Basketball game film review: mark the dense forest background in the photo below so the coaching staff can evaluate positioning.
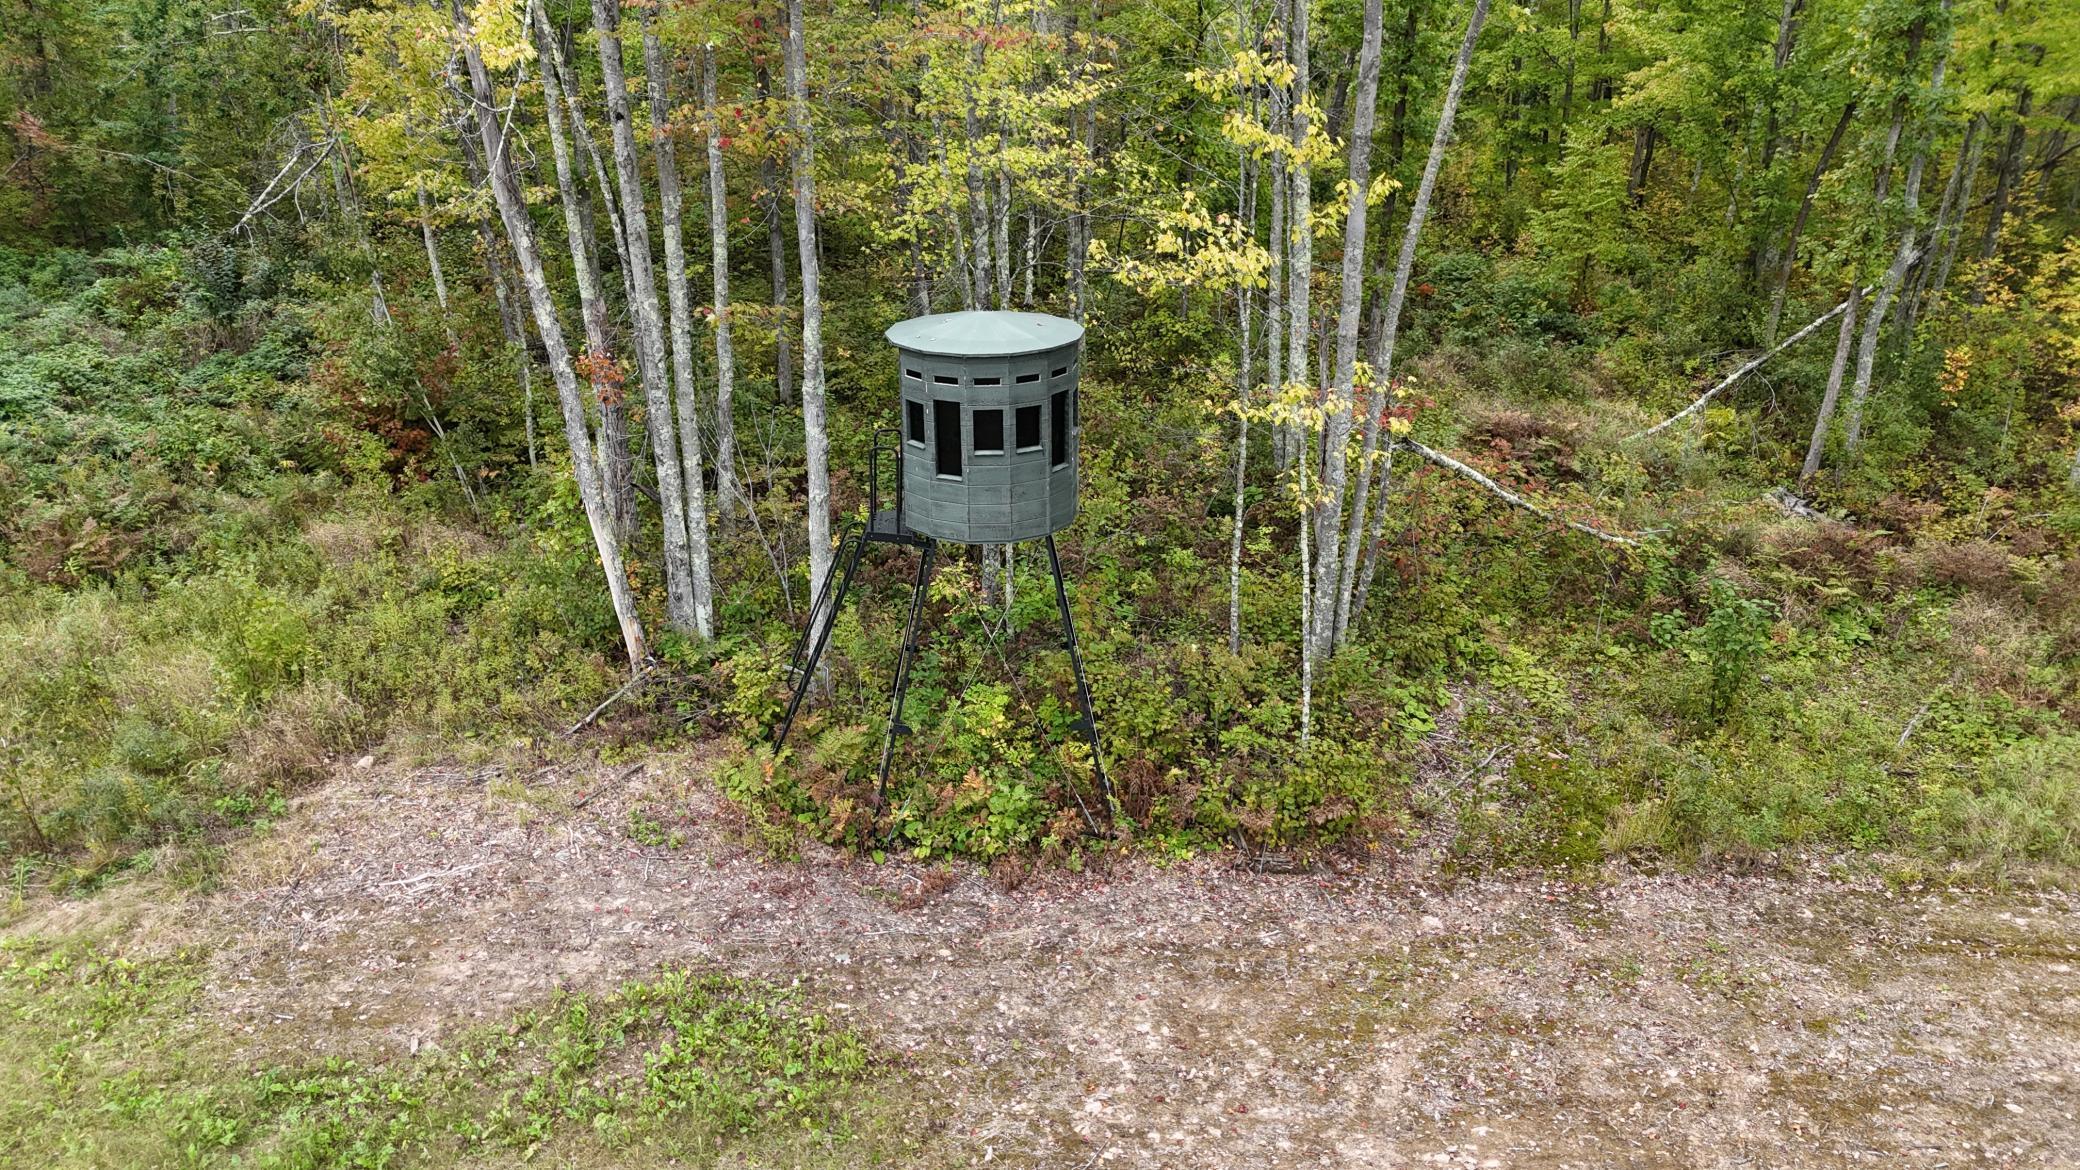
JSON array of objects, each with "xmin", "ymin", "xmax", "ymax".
[{"xmin": 3, "ymin": 0, "xmax": 2078, "ymax": 888}]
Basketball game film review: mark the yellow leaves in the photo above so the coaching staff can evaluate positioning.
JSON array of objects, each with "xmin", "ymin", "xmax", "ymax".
[
  {"xmin": 1940, "ymin": 346, "xmax": 1973, "ymax": 402},
  {"xmin": 468, "ymin": 0, "xmax": 536, "ymax": 71},
  {"xmin": 1096, "ymin": 187, "xmax": 1272, "ymax": 297},
  {"xmin": 1366, "ymin": 173, "xmax": 1403, "ymax": 207},
  {"xmin": 1386, "ymin": 415, "xmax": 1414, "ymax": 437}
]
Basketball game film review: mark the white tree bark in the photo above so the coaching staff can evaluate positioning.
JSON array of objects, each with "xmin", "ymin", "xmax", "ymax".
[
  {"xmin": 643, "ymin": 15, "xmax": 717, "ymax": 638},
  {"xmin": 536, "ymin": 4, "xmax": 639, "ymax": 540},
  {"xmin": 1338, "ymin": 0, "xmax": 1491, "ymax": 646},
  {"xmin": 1800, "ymin": 277, "xmax": 1861, "ymax": 486},
  {"xmin": 452, "ymin": 0, "xmax": 646, "ymax": 667},
  {"xmin": 592, "ymin": 0, "xmax": 701, "ymax": 633},
  {"xmin": 1843, "ymin": 26, "xmax": 1947, "ymax": 458},
  {"xmin": 415, "ymin": 182, "xmax": 452, "ymax": 326},
  {"xmin": 786, "ymin": 0, "xmax": 835, "ymax": 660},
  {"xmin": 1285, "ymin": 0, "xmax": 1316, "ymax": 743},
  {"xmin": 1312, "ymin": 0, "xmax": 1384, "ymax": 658},
  {"xmin": 701, "ymin": 44, "xmax": 744, "ymax": 520}
]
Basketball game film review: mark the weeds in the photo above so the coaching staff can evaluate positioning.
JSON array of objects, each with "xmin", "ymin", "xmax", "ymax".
[{"xmin": 0, "ymin": 936, "xmax": 905, "ymax": 1168}]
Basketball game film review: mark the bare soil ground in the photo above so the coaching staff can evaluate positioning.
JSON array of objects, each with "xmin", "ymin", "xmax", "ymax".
[{"xmin": 15, "ymin": 748, "xmax": 2080, "ymax": 1169}]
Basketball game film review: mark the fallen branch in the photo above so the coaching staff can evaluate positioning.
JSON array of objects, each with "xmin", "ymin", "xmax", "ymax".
[
  {"xmin": 230, "ymin": 138, "xmax": 336, "ymax": 236},
  {"xmin": 1624, "ymin": 286, "xmax": 1870, "ymax": 443},
  {"xmin": 1401, "ymin": 440, "xmax": 1649, "ymax": 548},
  {"xmin": 565, "ymin": 667, "xmax": 652, "ymax": 736}
]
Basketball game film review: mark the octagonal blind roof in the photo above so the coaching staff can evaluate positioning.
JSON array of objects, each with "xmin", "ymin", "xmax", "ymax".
[{"xmin": 883, "ymin": 310, "xmax": 1084, "ymax": 358}]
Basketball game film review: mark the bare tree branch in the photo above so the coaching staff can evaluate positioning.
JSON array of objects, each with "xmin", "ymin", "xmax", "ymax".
[
  {"xmin": 1401, "ymin": 440, "xmax": 1649, "ymax": 548},
  {"xmin": 1621, "ymin": 266, "xmax": 1910, "ymax": 444}
]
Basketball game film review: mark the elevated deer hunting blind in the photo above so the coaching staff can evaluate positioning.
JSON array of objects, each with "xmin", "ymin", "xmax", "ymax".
[{"xmin": 775, "ymin": 310, "xmax": 1110, "ymax": 832}]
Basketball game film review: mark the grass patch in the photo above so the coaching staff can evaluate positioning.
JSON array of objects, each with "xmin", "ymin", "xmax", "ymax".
[{"xmin": 0, "ymin": 936, "xmax": 933, "ymax": 1168}]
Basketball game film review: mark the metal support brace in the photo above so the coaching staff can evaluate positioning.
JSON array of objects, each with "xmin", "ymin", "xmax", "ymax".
[
  {"xmin": 1046, "ymin": 535, "xmax": 1113, "ymax": 827},
  {"xmin": 776, "ymin": 531, "xmax": 868, "ymax": 751},
  {"xmin": 875, "ymin": 539, "xmax": 937, "ymax": 814}
]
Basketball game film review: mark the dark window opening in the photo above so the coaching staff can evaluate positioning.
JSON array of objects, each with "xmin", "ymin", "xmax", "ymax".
[
  {"xmin": 1050, "ymin": 390, "xmax": 1068, "ymax": 468},
  {"xmin": 1015, "ymin": 372, "xmax": 1040, "ymax": 384},
  {"xmin": 934, "ymin": 399, "xmax": 962, "ymax": 478},
  {"xmin": 1051, "ymin": 365, "xmax": 1069, "ymax": 378},
  {"xmin": 973, "ymin": 376, "xmax": 1001, "ymax": 386},
  {"xmin": 906, "ymin": 399, "xmax": 925, "ymax": 445},
  {"xmin": 974, "ymin": 409, "xmax": 1004, "ymax": 453},
  {"xmin": 1015, "ymin": 405, "xmax": 1041, "ymax": 450},
  {"xmin": 933, "ymin": 373, "xmax": 959, "ymax": 385},
  {"xmin": 1070, "ymin": 386, "xmax": 1078, "ymax": 427},
  {"xmin": 904, "ymin": 368, "xmax": 922, "ymax": 380}
]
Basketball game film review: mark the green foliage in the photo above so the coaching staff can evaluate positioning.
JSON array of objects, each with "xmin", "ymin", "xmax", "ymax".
[
  {"xmin": 1698, "ymin": 580, "xmax": 1776, "ymax": 724},
  {"xmin": 0, "ymin": 937, "xmax": 899, "ymax": 1168}
]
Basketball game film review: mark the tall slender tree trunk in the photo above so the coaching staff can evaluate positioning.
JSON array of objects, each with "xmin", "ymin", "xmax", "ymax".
[
  {"xmin": 1972, "ymin": 86, "xmax": 2032, "ymax": 296},
  {"xmin": 415, "ymin": 183, "xmax": 452, "ymax": 327},
  {"xmin": 1765, "ymin": 100, "xmax": 1855, "ymax": 344},
  {"xmin": 643, "ymin": 17, "xmax": 717, "ymax": 638},
  {"xmin": 1929, "ymin": 116, "xmax": 1984, "ymax": 306},
  {"xmin": 1285, "ymin": 0, "xmax": 1316, "ymax": 741},
  {"xmin": 1902, "ymin": 116, "xmax": 1977, "ymax": 338},
  {"xmin": 1313, "ymin": 0, "xmax": 1384, "ymax": 659},
  {"xmin": 1843, "ymin": 24, "xmax": 1947, "ymax": 458},
  {"xmin": 453, "ymin": 0, "xmax": 646, "ymax": 667},
  {"xmin": 536, "ymin": 6, "xmax": 638, "ymax": 539},
  {"xmin": 755, "ymin": 52, "xmax": 795, "ymax": 405},
  {"xmin": 785, "ymin": 0, "xmax": 834, "ymax": 658},
  {"xmin": 459, "ymin": 126, "xmax": 535, "ymax": 468},
  {"xmin": 1070, "ymin": 96, "xmax": 1095, "ymax": 322},
  {"xmin": 1345, "ymin": 0, "xmax": 1492, "ymax": 638},
  {"xmin": 701, "ymin": 44, "xmax": 744, "ymax": 519},
  {"xmin": 995, "ymin": 168, "xmax": 1013, "ymax": 312},
  {"xmin": 593, "ymin": 0, "xmax": 702, "ymax": 634},
  {"xmin": 1800, "ymin": 278, "xmax": 1861, "ymax": 487}
]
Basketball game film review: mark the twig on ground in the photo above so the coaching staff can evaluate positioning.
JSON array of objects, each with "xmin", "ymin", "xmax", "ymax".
[
  {"xmin": 369, "ymin": 859, "xmax": 502, "ymax": 891},
  {"xmin": 566, "ymin": 668, "xmax": 652, "ymax": 736},
  {"xmin": 1400, "ymin": 441, "xmax": 1650, "ymax": 548}
]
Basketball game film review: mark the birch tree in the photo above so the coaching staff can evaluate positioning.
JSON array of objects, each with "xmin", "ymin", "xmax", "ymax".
[
  {"xmin": 449, "ymin": 0, "xmax": 646, "ymax": 667},
  {"xmin": 1310, "ymin": 0, "xmax": 1384, "ymax": 659},
  {"xmin": 591, "ymin": 0, "xmax": 707, "ymax": 635},
  {"xmin": 701, "ymin": 43, "xmax": 744, "ymax": 519},
  {"xmin": 785, "ymin": 0, "xmax": 835, "ymax": 654},
  {"xmin": 1340, "ymin": 0, "xmax": 1492, "ymax": 644}
]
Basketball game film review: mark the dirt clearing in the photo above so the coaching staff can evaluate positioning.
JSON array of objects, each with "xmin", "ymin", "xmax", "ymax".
[{"xmin": 12, "ymin": 749, "xmax": 2078, "ymax": 1169}]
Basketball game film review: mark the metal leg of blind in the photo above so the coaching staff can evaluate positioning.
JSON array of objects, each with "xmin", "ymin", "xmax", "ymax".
[
  {"xmin": 1045, "ymin": 534, "xmax": 1113, "ymax": 833},
  {"xmin": 875, "ymin": 539, "xmax": 937, "ymax": 824},
  {"xmin": 776, "ymin": 530, "xmax": 867, "ymax": 752}
]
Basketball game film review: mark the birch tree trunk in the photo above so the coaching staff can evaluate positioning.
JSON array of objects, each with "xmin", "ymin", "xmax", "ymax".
[
  {"xmin": 415, "ymin": 183, "xmax": 451, "ymax": 327},
  {"xmin": 1285, "ymin": 0, "xmax": 1316, "ymax": 742},
  {"xmin": 995, "ymin": 169, "xmax": 1013, "ymax": 312},
  {"xmin": 701, "ymin": 44, "xmax": 744, "ymax": 519},
  {"xmin": 535, "ymin": 6, "xmax": 638, "ymax": 540},
  {"xmin": 1765, "ymin": 100, "xmax": 1855, "ymax": 345},
  {"xmin": 457, "ymin": 127, "xmax": 535, "ymax": 468},
  {"xmin": 1799, "ymin": 277, "xmax": 1861, "ymax": 486},
  {"xmin": 785, "ymin": 0, "xmax": 835, "ymax": 656},
  {"xmin": 756, "ymin": 52, "xmax": 795, "ymax": 405},
  {"xmin": 1312, "ymin": 0, "xmax": 1383, "ymax": 658},
  {"xmin": 1902, "ymin": 116, "xmax": 1977, "ymax": 338},
  {"xmin": 1843, "ymin": 28, "xmax": 1947, "ymax": 459},
  {"xmin": 1928, "ymin": 117, "xmax": 1984, "ymax": 305},
  {"xmin": 593, "ymin": 0, "xmax": 701, "ymax": 634},
  {"xmin": 1070, "ymin": 100, "xmax": 1094, "ymax": 322},
  {"xmin": 642, "ymin": 16, "xmax": 717, "ymax": 638},
  {"xmin": 1973, "ymin": 86, "xmax": 2032, "ymax": 288},
  {"xmin": 1343, "ymin": 0, "xmax": 1492, "ymax": 642},
  {"xmin": 452, "ymin": 0, "xmax": 646, "ymax": 667}
]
